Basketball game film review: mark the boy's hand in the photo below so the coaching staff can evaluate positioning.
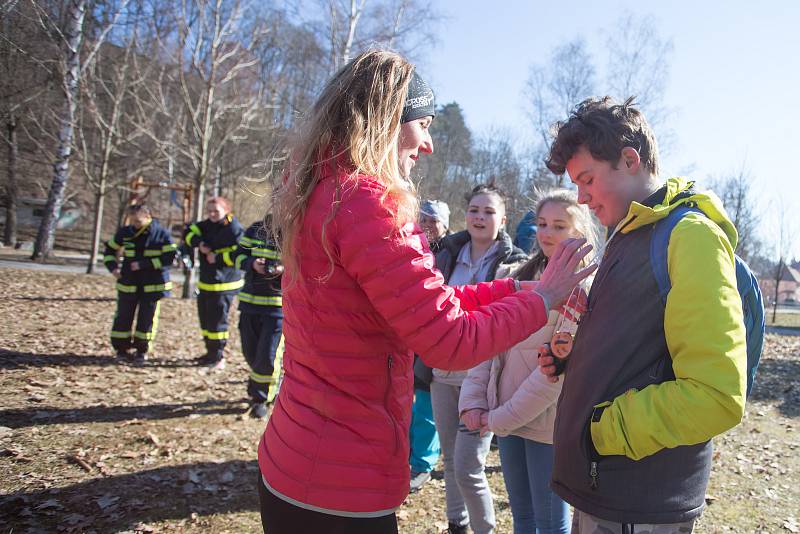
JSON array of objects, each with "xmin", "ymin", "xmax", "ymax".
[
  {"xmin": 112, "ymin": 269, "xmax": 122, "ymax": 280},
  {"xmin": 538, "ymin": 343, "xmax": 567, "ymax": 383},
  {"xmin": 130, "ymin": 261, "xmax": 141, "ymax": 271}
]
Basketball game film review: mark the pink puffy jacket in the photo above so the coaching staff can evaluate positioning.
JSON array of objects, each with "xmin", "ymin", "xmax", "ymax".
[{"xmin": 258, "ymin": 167, "xmax": 550, "ymax": 513}]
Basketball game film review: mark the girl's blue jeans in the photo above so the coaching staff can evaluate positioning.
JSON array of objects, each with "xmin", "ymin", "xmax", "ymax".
[{"xmin": 497, "ymin": 435, "xmax": 570, "ymax": 534}]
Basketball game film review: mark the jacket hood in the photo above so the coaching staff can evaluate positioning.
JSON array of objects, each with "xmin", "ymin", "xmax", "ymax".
[{"xmin": 620, "ymin": 176, "xmax": 738, "ymax": 250}]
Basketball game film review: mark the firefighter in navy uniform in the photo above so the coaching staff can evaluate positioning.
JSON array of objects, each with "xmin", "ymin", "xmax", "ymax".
[
  {"xmin": 183, "ymin": 196, "xmax": 244, "ymax": 368},
  {"xmin": 234, "ymin": 216, "xmax": 284, "ymax": 418},
  {"xmin": 104, "ymin": 204, "xmax": 177, "ymax": 364}
]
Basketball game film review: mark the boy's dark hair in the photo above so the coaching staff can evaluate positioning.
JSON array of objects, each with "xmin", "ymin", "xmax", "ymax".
[
  {"xmin": 545, "ymin": 96, "xmax": 659, "ymax": 177},
  {"xmin": 127, "ymin": 203, "xmax": 151, "ymax": 216}
]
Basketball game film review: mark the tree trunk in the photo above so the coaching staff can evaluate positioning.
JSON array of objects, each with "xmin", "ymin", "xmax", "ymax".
[
  {"xmin": 182, "ymin": 170, "xmax": 206, "ymax": 299},
  {"xmin": 32, "ymin": 0, "xmax": 86, "ymax": 261},
  {"xmin": 86, "ymin": 179, "xmax": 105, "ymax": 274},
  {"xmin": 4, "ymin": 112, "xmax": 18, "ymax": 247},
  {"xmin": 772, "ymin": 259, "xmax": 783, "ymax": 323}
]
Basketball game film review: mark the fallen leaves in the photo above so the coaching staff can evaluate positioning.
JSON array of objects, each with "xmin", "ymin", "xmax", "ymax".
[
  {"xmin": 2, "ymin": 268, "xmax": 799, "ymax": 533},
  {"xmin": 66, "ymin": 454, "xmax": 93, "ymax": 472}
]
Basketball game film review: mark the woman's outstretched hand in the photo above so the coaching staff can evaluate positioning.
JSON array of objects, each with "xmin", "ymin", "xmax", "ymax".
[{"xmin": 534, "ymin": 238, "xmax": 596, "ymax": 311}]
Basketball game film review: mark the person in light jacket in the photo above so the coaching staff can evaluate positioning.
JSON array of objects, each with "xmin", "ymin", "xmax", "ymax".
[{"xmin": 459, "ymin": 189, "xmax": 602, "ymax": 534}]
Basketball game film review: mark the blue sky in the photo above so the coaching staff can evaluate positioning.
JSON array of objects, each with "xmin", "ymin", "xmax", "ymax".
[{"xmin": 422, "ymin": 1, "xmax": 800, "ymax": 258}]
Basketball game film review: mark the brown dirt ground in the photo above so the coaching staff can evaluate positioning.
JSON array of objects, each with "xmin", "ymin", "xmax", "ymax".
[{"xmin": 1, "ymin": 267, "xmax": 798, "ymax": 534}]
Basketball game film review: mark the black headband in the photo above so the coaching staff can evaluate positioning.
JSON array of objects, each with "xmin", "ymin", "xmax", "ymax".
[{"xmin": 401, "ymin": 71, "xmax": 435, "ymax": 123}]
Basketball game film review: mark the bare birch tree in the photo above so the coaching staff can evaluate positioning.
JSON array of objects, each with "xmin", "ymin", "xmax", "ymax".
[
  {"xmin": 31, "ymin": 0, "xmax": 87, "ymax": 260},
  {"xmin": 30, "ymin": 0, "xmax": 131, "ymax": 260}
]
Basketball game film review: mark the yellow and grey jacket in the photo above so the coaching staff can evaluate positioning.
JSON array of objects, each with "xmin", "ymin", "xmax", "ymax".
[
  {"xmin": 234, "ymin": 221, "xmax": 282, "ymax": 313},
  {"xmin": 551, "ymin": 177, "xmax": 746, "ymax": 524},
  {"xmin": 104, "ymin": 219, "xmax": 177, "ymax": 297}
]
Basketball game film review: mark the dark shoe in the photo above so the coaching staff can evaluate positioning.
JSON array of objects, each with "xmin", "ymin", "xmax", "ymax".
[
  {"xmin": 409, "ymin": 470, "xmax": 431, "ymax": 493},
  {"xmin": 195, "ymin": 354, "xmax": 224, "ymax": 369},
  {"xmin": 132, "ymin": 352, "xmax": 147, "ymax": 365},
  {"xmin": 248, "ymin": 402, "xmax": 268, "ymax": 419},
  {"xmin": 116, "ymin": 350, "xmax": 132, "ymax": 362},
  {"xmin": 447, "ymin": 522, "xmax": 469, "ymax": 534}
]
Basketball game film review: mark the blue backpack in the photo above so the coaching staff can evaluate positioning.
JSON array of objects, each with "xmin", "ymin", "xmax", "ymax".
[{"xmin": 650, "ymin": 202, "xmax": 766, "ymax": 398}]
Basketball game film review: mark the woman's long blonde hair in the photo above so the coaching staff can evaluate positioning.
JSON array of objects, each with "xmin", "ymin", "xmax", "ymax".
[{"xmin": 272, "ymin": 50, "xmax": 419, "ymax": 278}]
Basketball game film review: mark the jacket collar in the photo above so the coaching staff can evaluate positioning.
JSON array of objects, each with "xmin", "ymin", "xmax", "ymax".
[{"xmin": 615, "ymin": 176, "xmax": 738, "ymax": 249}]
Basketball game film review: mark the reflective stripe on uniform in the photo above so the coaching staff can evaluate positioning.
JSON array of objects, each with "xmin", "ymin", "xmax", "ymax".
[
  {"xmin": 222, "ymin": 251, "xmax": 234, "ymax": 266},
  {"xmin": 214, "ymin": 244, "xmax": 239, "ymax": 254},
  {"xmin": 235, "ymin": 252, "xmax": 246, "ymax": 270},
  {"xmin": 238, "ymin": 292, "xmax": 282, "ymax": 306},
  {"xmin": 143, "ymin": 282, "xmax": 172, "ymax": 293},
  {"xmin": 202, "ymin": 329, "xmax": 229, "ymax": 340},
  {"xmin": 240, "ymin": 236, "xmax": 265, "ymax": 247},
  {"xmin": 116, "ymin": 283, "xmax": 137, "ymax": 293},
  {"xmin": 252, "ymin": 248, "xmax": 280, "ymax": 260},
  {"xmin": 134, "ymin": 300, "xmax": 161, "ymax": 348},
  {"xmin": 249, "ymin": 370, "xmax": 275, "ymax": 384},
  {"xmin": 143, "ymin": 249, "xmax": 162, "ymax": 257},
  {"xmin": 162, "ymin": 243, "xmax": 177, "ymax": 252},
  {"xmin": 124, "ymin": 250, "xmax": 136, "ymax": 257},
  {"xmin": 185, "ymin": 224, "xmax": 202, "ymax": 246},
  {"xmin": 151, "ymin": 258, "xmax": 162, "ymax": 269},
  {"xmin": 197, "ymin": 279, "xmax": 243, "ymax": 292},
  {"xmin": 107, "ymin": 237, "xmax": 121, "ymax": 250},
  {"xmin": 103, "ymin": 255, "xmax": 116, "ymax": 263},
  {"xmin": 110, "ymin": 330, "xmax": 132, "ymax": 339}
]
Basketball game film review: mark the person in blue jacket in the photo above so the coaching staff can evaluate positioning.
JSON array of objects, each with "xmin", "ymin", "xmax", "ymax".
[
  {"xmin": 103, "ymin": 203, "xmax": 177, "ymax": 364},
  {"xmin": 513, "ymin": 210, "xmax": 538, "ymax": 254},
  {"xmin": 183, "ymin": 196, "xmax": 245, "ymax": 368},
  {"xmin": 234, "ymin": 215, "xmax": 284, "ymax": 418}
]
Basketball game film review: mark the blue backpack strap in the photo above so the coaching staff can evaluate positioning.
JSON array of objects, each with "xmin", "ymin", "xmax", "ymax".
[
  {"xmin": 650, "ymin": 203, "xmax": 704, "ymax": 303},
  {"xmin": 735, "ymin": 257, "xmax": 766, "ymax": 396}
]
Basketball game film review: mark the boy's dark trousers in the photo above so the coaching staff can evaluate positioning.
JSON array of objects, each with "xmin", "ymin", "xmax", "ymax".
[
  {"xmin": 239, "ymin": 310, "xmax": 283, "ymax": 403},
  {"xmin": 197, "ymin": 291, "xmax": 235, "ymax": 360},
  {"xmin": 110, "ymin": 294, "xmax": 161, "ymax": 353}
]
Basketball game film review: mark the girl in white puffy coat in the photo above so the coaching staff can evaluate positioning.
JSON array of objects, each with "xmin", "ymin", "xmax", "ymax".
[{"xmin": 459, "ymin": 189, "xmax": 602, "ymax": 534}]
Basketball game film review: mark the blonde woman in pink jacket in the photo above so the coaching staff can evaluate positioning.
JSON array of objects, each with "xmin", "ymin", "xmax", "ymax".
[{"xmin": 459, "ymin": 190, "xmax": 602, "ymax": 534}]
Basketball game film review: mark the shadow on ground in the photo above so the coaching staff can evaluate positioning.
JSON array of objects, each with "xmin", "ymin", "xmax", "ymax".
[
  {"xmin": 0, "ymin": 399, "xmax": 245, "ymax": 429},
  {"xmin": 0, "ymin": 350, "xmax": 199, "ymax": 370},
  {"xmin": 749, "ymin": 357, "xmax": 800, "ymax": 418},
  {"xmin": 0, "ymin": 459, "xmax": 260, "ymax": 532},
  {"xmin": 13, "ymin": 296, "xmax": 115, "ymax": 302}
]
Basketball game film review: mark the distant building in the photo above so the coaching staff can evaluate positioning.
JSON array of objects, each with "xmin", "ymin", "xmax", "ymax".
[
  {"xmin": 760, "ymin": 264, "xmax": 800, "ymax": 305},
  {"xmin": 0, "ymin": 197, "xmax": 82, "ymax": 230}
]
